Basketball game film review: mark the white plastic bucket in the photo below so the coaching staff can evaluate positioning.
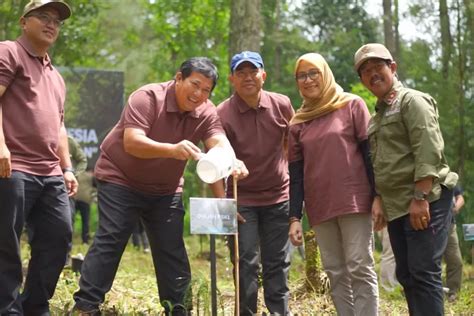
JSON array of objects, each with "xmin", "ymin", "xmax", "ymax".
[{"xmin": 196, "ymin": 147, "xmax": 235, "ymax": 184}]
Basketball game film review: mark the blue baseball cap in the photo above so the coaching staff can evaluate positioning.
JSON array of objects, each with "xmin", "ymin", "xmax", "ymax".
[{"xmin": 230, "ymin": 51, "xmax": 264, "ymax": 72}]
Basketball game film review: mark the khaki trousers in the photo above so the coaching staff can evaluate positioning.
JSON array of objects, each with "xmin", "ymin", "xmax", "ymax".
[{"xmin": 314, "ymin": 213, "xmax": 379, "ymax": 316}]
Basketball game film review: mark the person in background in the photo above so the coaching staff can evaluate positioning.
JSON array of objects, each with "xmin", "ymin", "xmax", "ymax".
[
  {"xmin": 378, "ymin": 227, "xmax": 399, "ymax": 292},
  {"xmin": 74, "ymin": 169, "xmax": 97, "ymax": 244},
  {"xmin": 68, "ymin": 135, "xmax": 87, "ymax": 233},
  {"xmin": 211, "ymin": 51, "xmax": 294, "ymax": 315},
  {"xmin": 0, "ymin": 1, "xmax": 76, "ymax": 314},
  {"xmin": 443, "ymin": 185, "xmax": 464, "ymax": 302},
  {"xmin": 131, "ymin": 219, "xmax": 150, "ymax": 253},
  {"xmin": 354, "ymin": 43, "xmax": 458, "ymax": 316},
  {"xmin": 73, "ymin": 57, "xmax": 248, "ymax": 316},
  {"xmin": 288, "ymin": 53, "xmax": 379, "ymax": 315}
]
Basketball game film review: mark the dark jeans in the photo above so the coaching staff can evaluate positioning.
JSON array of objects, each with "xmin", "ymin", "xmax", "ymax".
[
  {"xmin": 0, "ymin": 171, "xmax": 71, "ymax": 315},
  {"xmin": 228, "ymin": 201, "xmax": 291, "ymax": 315},
  {"xmin": 388, "ymin": 186, "xmax": 453, "ymax": 316},
  {"xmin": 75, "ymin": 200, "xmax": 91, "ymax": 244},
  {"xmin": 73, "ymin": 181, "xmax": 191, "ymax": 315}
]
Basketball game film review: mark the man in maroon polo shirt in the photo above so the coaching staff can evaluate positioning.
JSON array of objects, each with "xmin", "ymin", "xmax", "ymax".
[
  {"xmin": 73, "ymin": 57, "xmax": 248, "ymax": 316},
  {"xmin": 211, "ymin": 51, "xmax": 294, "ymax": 315},
  {"xmin": 0, "ymin": 1, "xmax": 76, "ymax": 315}
]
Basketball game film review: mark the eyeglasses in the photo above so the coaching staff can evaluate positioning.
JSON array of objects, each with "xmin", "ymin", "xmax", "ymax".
[
  {"xmin": 26, "ymin": 12, "xmax": 64, "ymax": 28},
  {"xmin": 295, "ymin": 70, "xmax": 321, "ymax": 82}
]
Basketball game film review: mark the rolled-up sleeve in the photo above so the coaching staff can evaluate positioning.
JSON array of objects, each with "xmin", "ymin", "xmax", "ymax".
[{"xmin": 402, "ymin": 94, "xmax": 445, "ymax": 181}]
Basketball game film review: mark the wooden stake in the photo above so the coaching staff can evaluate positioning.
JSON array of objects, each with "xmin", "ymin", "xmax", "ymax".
[{"xmin": 233, "ymin": 176, "xmax": 239, "ymax": 316}]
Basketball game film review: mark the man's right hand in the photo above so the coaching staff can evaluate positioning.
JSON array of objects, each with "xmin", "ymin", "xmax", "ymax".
[
  {"xmin": 0, "ymin": 143, "xmax": 11, "ymax": 178},
  {"xmin": 372, "ymin": 195, "xmax": 386, "ymax": 231},
  {"xmin": 289, "ymin": 220, "xmax": 303, "ymax": 246},
  {"xmin": 173, "ymin": 140, "xmax": 202, "ymax": 160}
]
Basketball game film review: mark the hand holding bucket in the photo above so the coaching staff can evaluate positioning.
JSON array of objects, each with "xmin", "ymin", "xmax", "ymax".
[{"xmin": 196, "ymin": 147, "xmax": 236, "ymax": 184}]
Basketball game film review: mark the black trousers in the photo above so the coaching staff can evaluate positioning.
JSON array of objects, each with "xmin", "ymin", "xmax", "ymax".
[
  {"xmin": 73, "ymin": 181, "xmax": 191, "ymax": 315},
  {"xmin": 0, "ymin": 171, "xmax": 71, "ymax": 315},
  {"xmin": 388, "ymin": 186, "xmax": 453, "ymax": 316},
  {"xmin": 74, "ymin": 200, "xmax": 91, "ymax": 244},
  {"xmin": 228, "ymin": 201, "xmax": 291, "ymax": 315}
]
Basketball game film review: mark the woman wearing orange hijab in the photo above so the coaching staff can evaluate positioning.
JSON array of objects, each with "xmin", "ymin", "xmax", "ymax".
[{"xmin": 288, "ymin": 53, "xmax": 379, "ymax": 315}]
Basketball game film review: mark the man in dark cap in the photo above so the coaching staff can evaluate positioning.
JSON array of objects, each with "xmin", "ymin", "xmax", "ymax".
[
  {"xmin": 0, "ymin": 1, "xmax": 76, "ymax": 314},
  {"xmin": 354, "ymin": 43, "xmax": 458, "ymax": 316}
]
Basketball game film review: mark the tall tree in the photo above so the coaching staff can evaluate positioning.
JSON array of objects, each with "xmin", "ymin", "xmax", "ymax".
[
  {"xmin": 453, "ymin": 0, "xmax": 468, "ymax": 182},
  {"xmin": 383, "ymin": 0, "xmax": 402, "ymax": 77},
  {"xmin": 394, "ymin": 0, "xmax": 401, "ymax": 72},
  {"xmin": 440, "ymin": 0, "xmax": 453, "ymax": 78},
  {"xmin": 383, "ymin": 0, "xmax": 396, "ymax": 54},
  {"xmin": 229, "ymin": 0, "xmax": 262, "ymax": 56}
]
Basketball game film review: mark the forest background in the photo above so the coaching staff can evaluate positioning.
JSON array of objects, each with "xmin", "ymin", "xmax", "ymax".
[
  {"xmin": 1, "ymin": 0, "xmax": 473, "ymax": 260},
  {"xmin": 0, "ymin": 0, "xmax": 474, "ymax": 312},
  {"xmin": 1, "ymin": 0, "xmax": 474, "ymax": 310},
  {"xmin": 1, "ymin": 0, "xmax": 474, "ymax": 314},
  {"xmin": 3, "ymin": 0, "xmax": 471, "ymax": 258}
]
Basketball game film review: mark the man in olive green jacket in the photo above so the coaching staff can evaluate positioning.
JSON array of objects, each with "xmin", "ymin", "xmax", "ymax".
[{"xmin": 354, "ymin": 43, "xmax": 457, "ymax": 316}]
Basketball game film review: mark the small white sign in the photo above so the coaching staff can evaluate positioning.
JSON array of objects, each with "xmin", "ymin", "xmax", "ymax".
[
  {"xmin": 190, "ymin": 198, "xmax": 237, "ymax": 235},
  {"xmin": 462, "ymin": 224, "xmax": 474, "ymax": 241}
]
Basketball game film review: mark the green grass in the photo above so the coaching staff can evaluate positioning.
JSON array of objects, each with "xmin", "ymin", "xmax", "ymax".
[{"xmin": 20, "ymin": 233, "xmax": 474, "ymax": 315}]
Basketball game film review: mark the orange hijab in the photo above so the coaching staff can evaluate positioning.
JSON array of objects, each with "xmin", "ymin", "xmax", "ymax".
[{"xmin": 290, "ymin": 53, "xmax": 358, "ymax": 125}]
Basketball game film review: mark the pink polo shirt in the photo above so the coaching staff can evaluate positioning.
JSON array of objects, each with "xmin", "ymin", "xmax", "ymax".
[
  {"xmin": 0, "ymin": 36, "xmax": 66, "ymax": 176},
  {"xmin": 288, "ymin": 98, "xmax": 371, "ymax": 226},
  {"xmin": 217, "ymin": 91, "xmax": 294, "ymax": 206},
  {"xmin": 95, "ymin": 81, "xmax": 224, "ymax": 195}
]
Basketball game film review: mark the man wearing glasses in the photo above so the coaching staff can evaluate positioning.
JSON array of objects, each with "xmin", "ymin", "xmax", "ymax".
[
  {"xmin": 211, "ymin": 51, "xmax": 294, "ymax": 315},
  {"xmin": 0, "ymin": 1, "xmax": 75, "ymax": 315}
]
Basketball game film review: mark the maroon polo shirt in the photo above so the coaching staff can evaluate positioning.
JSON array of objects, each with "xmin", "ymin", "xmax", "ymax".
[
  {"xmin": 217, "ymin": 90, "xmax": 294, "ymax": 206},
  {"xmin": 288, "ymin": 98, "xmax": 372, "ymax": 226},
  {"xmin": 95, "ymin": 81, "xmax": 224, "ymax": 195},
  {"xmin": 0, "ymin": 36, "xmax": 66, "ymax": 176}
]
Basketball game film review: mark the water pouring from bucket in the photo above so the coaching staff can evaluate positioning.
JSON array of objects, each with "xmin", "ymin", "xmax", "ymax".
[{"xmin": 196, "ymin": 146, "xmax": 236, "ymax": 184}]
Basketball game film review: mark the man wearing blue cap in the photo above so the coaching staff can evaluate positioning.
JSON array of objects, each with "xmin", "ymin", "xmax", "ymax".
[{"xmin": 211, "ymin": 51, "xmax": 294, "ymax": 315}]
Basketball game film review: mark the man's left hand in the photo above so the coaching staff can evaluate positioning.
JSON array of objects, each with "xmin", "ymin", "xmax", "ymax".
[
  {"xmin": 64, "ymin": 171, "xmax": 78, "ymax": 197},
  {"xmin": 409, "ymin": 199, "xmax": 430, "ymax": 230},
  {"xmin": 232, "ymin": 159, "xmax": 249, "ymax": 180}
]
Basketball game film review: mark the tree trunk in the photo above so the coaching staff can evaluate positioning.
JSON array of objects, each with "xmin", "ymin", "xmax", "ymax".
[
  {"xmin": 394, "ymin": 0, "xmax": 401, "ymax": 69},
  {"xmin": 383, "ymin": 0, "xmax": 396, "ymax": 55},
  {"xmin": 464, "ymin": 0, "xmax": 474, "ymax": 65},
  {"xmin": 455, "ymin": 0, "xmax": 466, "ymax": 182},
  {"xmin": 273, "ymin": 0, "xmax": 282, "ymax": 82},
  {"xmin": 229, "ymin": 0, "xmax": 262, "ymax": 57},
  {"xmin": 383, "ymin": 0, "xmax": 402, "ymax": 78},
  {"xmin": 440, "ymin": 0, "xmax": 452, "ymax": 79},
  {"xmin": 303, "ymin": 230, "xmax": 329, "ymax": 293}
]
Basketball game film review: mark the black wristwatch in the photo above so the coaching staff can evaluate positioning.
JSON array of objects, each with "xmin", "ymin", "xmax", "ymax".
[
  {"xmin": 413, "ymin": 190, "xmax": 428, "ymax": 201},
  {"xmin": 62, "ymin": 167, "xmax": 76, "ymax": 175}
]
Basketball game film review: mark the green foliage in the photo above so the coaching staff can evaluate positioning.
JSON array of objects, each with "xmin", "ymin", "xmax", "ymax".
[
  {"xmin": 0, "ymin": 0, "xmax": 28, "ymax": 39},
  {"xmin": 299, "ymin": 0, "xmax": 381, "ymax": 90},
  {"xmin": 350, "ymin": 82, "xmax": 378, "ymax": 114},
  {"xmin": 51, "ymin": 1, "xmax": 111, "ymax": 67},
  {"xmin": 2, "ymin": 0, "xmax": 472, "ymax": 268},
  {"xmin": 140, "ymin": 0, "xmax": 231, "ymax": 103}
]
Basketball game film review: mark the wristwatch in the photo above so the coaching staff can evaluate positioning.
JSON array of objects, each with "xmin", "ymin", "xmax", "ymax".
[
  {"xmin": 62, "ymin": 167, "xmax": 76, "ymax": 175},
  {"xmin": 413, "ymin": 190, "xmax": 428, "ymax": 201}
]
